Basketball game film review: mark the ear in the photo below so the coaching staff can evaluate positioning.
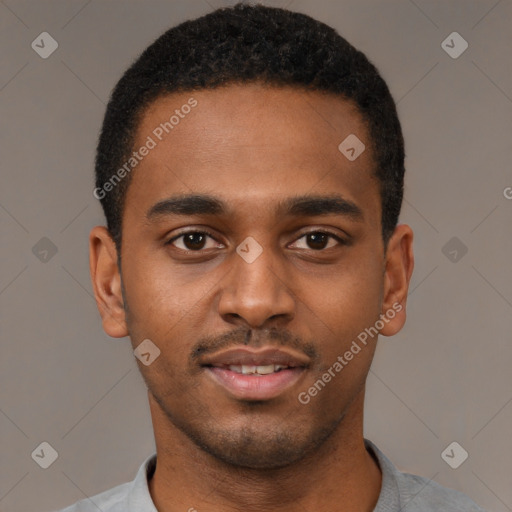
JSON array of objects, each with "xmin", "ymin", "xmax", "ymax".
[
  {"xmin": 89, "ymin": 226, "xmax": 129, "ymax": 338},
  {"xmin": 379, "ymin": 224, "xmax": 414, "ymax": 337}
]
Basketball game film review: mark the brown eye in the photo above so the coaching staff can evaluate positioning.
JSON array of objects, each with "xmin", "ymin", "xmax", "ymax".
[
  {"xmin": 167, "ymin": 231, "xmax": 221, "ymax": 252},
  {"xmin": 182, "ymin": 232, "xmax": 207, "ymax": 250},
  {"xmin": 306, "ymin": 232, "xmax": 329, "ymax": 250},
  {"xmin": 291, "ymin": 231, "xmax": 345, "ymax": 251}
]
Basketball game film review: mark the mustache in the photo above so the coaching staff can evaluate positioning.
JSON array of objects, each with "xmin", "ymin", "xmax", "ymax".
[{"xmin": 190, "ymin": 326, "xmax": 319, "ymax": 364}]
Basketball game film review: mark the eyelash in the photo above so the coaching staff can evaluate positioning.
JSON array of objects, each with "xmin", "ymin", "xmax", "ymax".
[
  {"xmin": 166, "ymin": 229, "xmax": 217, "ymax": 248},
  {"xmin": 165, "ymin": 229, "xmax": 347, "ymax": 252}
]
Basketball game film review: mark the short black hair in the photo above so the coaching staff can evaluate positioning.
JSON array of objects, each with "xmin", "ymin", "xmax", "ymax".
[{"xmin": 94, "ymin": 2, "xmax": 405, "ymax": 251}]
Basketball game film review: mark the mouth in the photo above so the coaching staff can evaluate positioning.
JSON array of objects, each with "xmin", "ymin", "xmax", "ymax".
[
  {"xmin": 200, "ymin": 347, "xmax": 309, "ymax": 401},
  {"xmin": 215, "ymin": 363, "xmax": 294, "ymax": 375}
]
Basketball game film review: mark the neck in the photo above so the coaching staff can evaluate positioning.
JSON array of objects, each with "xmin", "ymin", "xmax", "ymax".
[{"xmin": 147, "ymin": 390, "xmax": 381, "ymax": 512}]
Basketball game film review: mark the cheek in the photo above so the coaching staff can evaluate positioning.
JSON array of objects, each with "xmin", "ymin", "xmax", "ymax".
[
  {"xmin": 305, "ymin": 258, "xmax": 384, "ymax": 384},
  {"xmin": 314, "ymin": 254, "xmax": 383, "ymax": 330},
  {"xmin": 122, "ymin": 231, "xmax": 385, "ymax": 342},
  {"xmin": 120, "ymin": 250, "xmax": 202, "ymax": 338}
]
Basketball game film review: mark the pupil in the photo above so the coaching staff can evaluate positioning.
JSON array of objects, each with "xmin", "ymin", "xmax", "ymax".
[
  {"xmin": 185, "ymin": 233, "xmax": 205, "ymax": 250},
  {"xmin": 308, "ymin": 233, "xmax": 327, "ymax": 250}
]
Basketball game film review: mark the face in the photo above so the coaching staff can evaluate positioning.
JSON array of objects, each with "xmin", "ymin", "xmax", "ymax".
[{"xmin": 90, "ymin": 83, "xmax": 413, "ymax": 469}]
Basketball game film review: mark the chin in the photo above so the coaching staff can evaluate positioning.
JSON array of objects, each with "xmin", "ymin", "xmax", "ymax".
[{"xmin": 180, "ymin": 417, "xmax": 338, "ymax": 470}]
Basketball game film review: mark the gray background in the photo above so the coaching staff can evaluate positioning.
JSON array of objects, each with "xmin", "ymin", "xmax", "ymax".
[{"xmin": 1, "ymin": 0, "xmax": 511, "ymax": 511}]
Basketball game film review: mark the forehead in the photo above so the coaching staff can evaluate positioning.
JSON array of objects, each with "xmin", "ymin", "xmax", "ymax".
[{"xmin": 124, "ymin": 83, "xmax": 379, "ymax": 224}]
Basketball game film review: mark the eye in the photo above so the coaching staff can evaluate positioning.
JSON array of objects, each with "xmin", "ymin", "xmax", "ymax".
[
  {"xmin": 166, "ymin": 230, "xmax": 223, "ymax": 252},
  {"xmin": 291, "ymin": 231, "xmax": 346, "ymax": 251}
]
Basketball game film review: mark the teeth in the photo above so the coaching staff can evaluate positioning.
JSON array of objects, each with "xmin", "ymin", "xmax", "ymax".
[
  {"xmin": 255, "ymin": 364, "xmax": 275, "ymax": 375},
  {"xmin": 228, "ymin": 364, "xmax": 288, "ymax": 375}
]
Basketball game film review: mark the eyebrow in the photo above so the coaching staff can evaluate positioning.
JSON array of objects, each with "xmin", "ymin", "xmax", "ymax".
[{"xmin": 145, "ymin": 193, "xmax": 364, "ymax": 222}]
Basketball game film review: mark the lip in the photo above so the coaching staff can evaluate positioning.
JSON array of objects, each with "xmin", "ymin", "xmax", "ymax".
[
  {"xmin": 199, "ymin": 347, "xmax": 310, "ymax": 368},
  {"xmin": 206, "ymin": 366, "xmax": 306, "ymax": 400},
  {"xmin": 201, "ymin": 347, "xmax": 310, "ymax": 401}
]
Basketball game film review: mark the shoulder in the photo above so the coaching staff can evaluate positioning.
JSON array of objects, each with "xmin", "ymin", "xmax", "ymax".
[
  {"xmin": 51, "ymin": 453, "xmax": 157, "ymax": 512},
  {"xmin": 52, "ymin": 481, "xmax": 131, "ymax": 512},
  {"xmin": 365, "ymin": 439, "xmax": 487, "ymax": 512},
  {"xmin": 395, "ymin": 470, "xmax": 487, "ymax": 511}
]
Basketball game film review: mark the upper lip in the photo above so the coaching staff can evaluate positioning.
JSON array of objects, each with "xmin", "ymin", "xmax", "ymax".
[{"xmin": 200, "ymin": 347, "xmax": 310, "ymax": 368}]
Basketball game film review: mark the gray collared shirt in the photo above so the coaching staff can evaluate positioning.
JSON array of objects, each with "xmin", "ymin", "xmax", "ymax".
[{"xmin": 54, "ymin": 439, "xmax": 486, "ymax": 511}]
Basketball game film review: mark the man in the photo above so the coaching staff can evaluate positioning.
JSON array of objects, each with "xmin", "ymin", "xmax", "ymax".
[{"xmin": 57, "ymin": 3, "xmax": 485, "ymax": 511}]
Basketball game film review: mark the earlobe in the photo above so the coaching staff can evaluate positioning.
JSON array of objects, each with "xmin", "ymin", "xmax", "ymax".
[
  {"xmin": 379, "ymin": 224, "xmax": 414, "ymax": 337},
  {"xmin": 89, "ymin": 226, "xmax": 129, "ymax": 338}
]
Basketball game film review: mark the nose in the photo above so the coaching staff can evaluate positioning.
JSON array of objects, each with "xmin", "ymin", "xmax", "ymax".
[{"xmin": 217, "ymin": 243, "xmax": 296, "ymax": 329}]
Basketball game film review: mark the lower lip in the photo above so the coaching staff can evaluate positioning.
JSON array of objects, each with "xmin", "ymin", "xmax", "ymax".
[{"xmin": 206, "ymin": 367, "xmax": 305, "ymax": 401}]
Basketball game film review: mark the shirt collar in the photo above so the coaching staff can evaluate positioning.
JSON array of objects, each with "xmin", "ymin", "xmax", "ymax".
[
  {"xmin": 126, "ymin": 452, "xmax": 158, "ymax": 510},
  {"xmin": 364, "ymin": 438, "xmax": 402, "ymax": 511}
]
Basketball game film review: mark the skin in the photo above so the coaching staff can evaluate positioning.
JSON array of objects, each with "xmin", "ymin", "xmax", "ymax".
[{"xmin": 89, "ymin": 83, "xmax": 414, "ymax": 512}]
